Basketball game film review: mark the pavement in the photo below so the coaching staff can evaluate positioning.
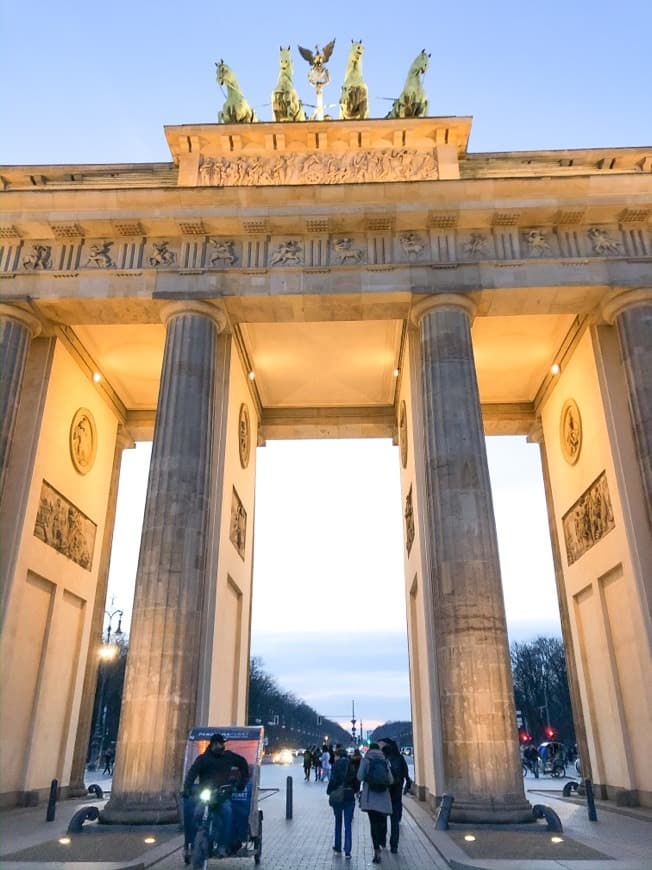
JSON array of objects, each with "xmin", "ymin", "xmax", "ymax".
[{"xmin": 0, "ymin": 763, "xmax": 650, "ymax": 870}]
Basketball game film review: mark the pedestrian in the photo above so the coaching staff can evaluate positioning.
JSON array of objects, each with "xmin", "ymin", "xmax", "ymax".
[
  {"xmin": 303, "ymin": 747, "xmax": 312, "ymax": 781},
  {"xmin": 327, "ymin": 747, "xmax": 358, "ymax": 859},
  {"xmin": 321, "ymin": 746, "xmax": 331, "ymax": 782},
  {"xmin": 378, "ymin": 738, "xmax": 412, "ymax": 854},
  {"xmin": 102, "ymin": 746, "xmax": 114, "ymax": 776},
  {"xmin": 523, "ymin": 743, "xmax": 540, "ymax": 778},
  {"xmin": 357, "ymin": 742, "xmax": 393, "ymax": 864},
  {"xmin": 349, "ymin": 747, "xmax": 362, "ymax": 780},
  {"xmin": 312, "ymin": 747, "xmax": 322, "ymax": 781}
]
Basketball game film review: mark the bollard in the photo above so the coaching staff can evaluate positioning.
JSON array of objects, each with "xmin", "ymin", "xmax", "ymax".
[
  {"xmin": 562, "ymin": 781, "xmax": 579, "ymax": 797},
  {"xmin": 45, "ymin": 779, "xmax": 58, "ymax": 822},
  {"xmin": 434, "ymin": 794, "xmax": 454, "ymax": 830},
  {"xmin": 584, "ymin": 778, "xmax": 598, "ymax": 821},
  {"xmin": 285, "ymin": 775, "xmax": 293, "ymax": 820}
]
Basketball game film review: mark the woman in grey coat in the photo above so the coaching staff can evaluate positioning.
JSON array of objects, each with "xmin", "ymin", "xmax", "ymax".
[{"xmin": 357, "ymin": 743, "xmax": 394, "ymax": 864}]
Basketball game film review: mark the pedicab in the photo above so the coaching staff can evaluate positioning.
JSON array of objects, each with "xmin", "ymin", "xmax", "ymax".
[{"xmin": 181, "ymin": 726, "xmax": 265, "ymax": 868}]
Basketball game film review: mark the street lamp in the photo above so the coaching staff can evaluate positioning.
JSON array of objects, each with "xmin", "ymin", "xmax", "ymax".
[{"xmin": 88, "ymin": 607, "xmax": 123, "ymax": 771}]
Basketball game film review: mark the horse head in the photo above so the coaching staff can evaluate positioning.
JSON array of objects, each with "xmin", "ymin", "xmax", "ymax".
[
  {"xmin": 348, "ymin": 39, "xmax": 364, "ymax": 67},
  {"xmin": 412, "ymin": 49, "xmax": 431, "ymax": 77},
  {"xmin": 279, "ymin": 46, "xmax": 293, "ymax": 76},
  {"xmin": 215, "ymin": 59, "xmax": 232, "ymax": 87}
]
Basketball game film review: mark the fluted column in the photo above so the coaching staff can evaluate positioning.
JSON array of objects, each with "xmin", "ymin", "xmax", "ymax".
[
  {"xmin": 102, "ymin": 301, "xmax": 227, "ymax": 824},
  {"xmin": 0, "ymin": 304, "xmax": 41, "ymax": 502},
  {"xmin": 412, "ymin": 294, "xmax": 531, "ymax": 823},
  {"xmin": 602, "ymin": 289, "xmax": 652, "ymax": 528}
]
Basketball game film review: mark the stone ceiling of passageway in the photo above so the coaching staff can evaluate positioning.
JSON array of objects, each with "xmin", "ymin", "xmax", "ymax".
[{"xmin": 73, "ymin": 313, "xmax": 576, "ymax": 414}]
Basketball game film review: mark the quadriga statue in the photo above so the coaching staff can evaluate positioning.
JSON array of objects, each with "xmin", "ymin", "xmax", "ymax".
[
  {"xmin": 386, "ymin": 49, "xmax": 430, "ymax": 119},
  {"xmin": 272, "ymin": 46, "xmax": 306, "ymax": 122},
  {"xmin": 339, "ymin": 40, "xmax": 368, "ymax": 120},
  {"xmin": 215, "ymin": 60, "xmax": 257, "ymax": 123}
]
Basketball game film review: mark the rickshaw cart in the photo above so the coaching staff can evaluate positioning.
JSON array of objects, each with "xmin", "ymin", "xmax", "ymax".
[{"xmin": 181, "ymin": 726, "xmax": 265, "ymax": 867}]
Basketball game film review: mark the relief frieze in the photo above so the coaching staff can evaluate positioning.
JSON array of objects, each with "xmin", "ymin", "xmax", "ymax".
[
  {"xmin": 198, "ymin": 148, "xmax": 438, "ymax": 187},
  {"xmin": 33, "ymin": 480, "xmax": 97, "ymax": 571},
  {"xmin": 562, "ymin": 470, "xmax": 615, "ymax": 566},
  {"xmin": 8, "ymin": 223, "xmax": 648, "ymax": 277}
]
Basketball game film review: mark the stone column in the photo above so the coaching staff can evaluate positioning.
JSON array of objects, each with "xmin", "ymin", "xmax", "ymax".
[
  {"xmin": 102, "ymin": 301, "xmax": 226, "ymax": 824},
  {"xmin": 602, "ymin": 289, "xmax": 652, "ymax": 527},
  {"xmin": 412, "ymin": 294, "xmax": 531, "ymax": 823},
  {"xmin": 0, "ymin": 304, "xmax": 41, "ymax": 502},
  {"xmin": 68, "ymin": 427, "xmax": 135, "ymax": 796}
]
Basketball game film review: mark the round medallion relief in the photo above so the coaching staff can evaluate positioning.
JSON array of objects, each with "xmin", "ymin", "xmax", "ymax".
[
  {"xmin": 238, "ymin": 403, "xmax": 251, "ymax": 468},
  {"xmin": 70, "ymin": 408, "xmax": 97, "ymax": 475},
  {"xmin": 399, "ymin": 401, "xmax": 408, "ymax": 468},
  {"xmin": 560, "ymin": 398, "xmax": 582, "ymax": 465}
]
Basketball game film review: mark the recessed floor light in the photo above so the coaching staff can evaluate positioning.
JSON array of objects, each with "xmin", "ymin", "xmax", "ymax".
[
  {"xmin": 58, "ymin": 837, "xmax": 71, "ymax": 845},
  {"xmin": 551, "ymin": 836, "xmax": 564, "ymax": 843},
  {"xmin": 463, "ymin": 834, "xmax": 476, "ymax": 842},
  {"xmin": 144, "ymin": 836, "xmax": 156, "ymax": 844}
]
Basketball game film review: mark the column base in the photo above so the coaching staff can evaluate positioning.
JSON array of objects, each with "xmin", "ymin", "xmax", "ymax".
[
  {"xmin": 100, "ymin": 792, "xmax": 180, "ymax": 825},
  {"xmin": 449, "ymin": 797, "xmax": 534, "ymax": 824}
]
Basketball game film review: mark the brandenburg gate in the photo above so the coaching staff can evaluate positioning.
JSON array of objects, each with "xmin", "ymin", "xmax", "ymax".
[{"xmin": 1, "ymin": 49, "xmax": 651, "ymax": 822}]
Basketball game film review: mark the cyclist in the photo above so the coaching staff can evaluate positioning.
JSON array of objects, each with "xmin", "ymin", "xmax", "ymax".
[{"xmin": 183, "ymin": 733, "xmax": 249, "ymax": 858}]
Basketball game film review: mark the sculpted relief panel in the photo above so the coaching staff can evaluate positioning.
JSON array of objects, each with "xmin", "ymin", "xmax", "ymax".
[
  {"xmin": 198, "ymin": 148, "xmax": 439, "ymax": 187},
  {"xmin": 562, "ymin": 471, "xmax": 615, "ymax": 566},
  {"xmin": 33, "ymin": 480, "xmax": 97, "ymax": 571},
  {"xmin": 230, "ymin": 487, "xmax": 247, "ymax": 560}
]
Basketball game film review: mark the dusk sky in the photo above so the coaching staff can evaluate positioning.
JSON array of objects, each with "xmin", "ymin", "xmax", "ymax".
[{"xmin": 4, "ymin": 0, "xmax": 649, "ymax": 731}]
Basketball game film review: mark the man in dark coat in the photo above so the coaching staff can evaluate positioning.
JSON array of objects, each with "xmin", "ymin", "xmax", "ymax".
[
  {"xmin": 183, "ymin": 733, "xmax": 250, "ymax": 857},
  {"xmin": 379, "ymin": 738, "xmax": 412, "ymax": 854}
]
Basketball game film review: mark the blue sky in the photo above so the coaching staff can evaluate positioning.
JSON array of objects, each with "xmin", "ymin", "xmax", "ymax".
[
  {"xmin": 2, "ymin": 0, "xmax": 650, "ymax": 164},
  {"xmin": 4, "ymin": 0, "xmax": 649, "ymax": 729}
]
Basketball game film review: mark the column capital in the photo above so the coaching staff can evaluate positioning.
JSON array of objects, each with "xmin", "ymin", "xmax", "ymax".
[
  {"xmin": 601, "ymin": 288, "xmax": 652, "ymax": 324},
  {"xmin": 0, "ymin": 303, "xmax": 42, "ymax": 338},
  {"xmin": 160, "ymin": 300, "xmax": 228, "ymax": 332},
  {"xmin": 410, "ymin": 293, "xmax": 477, "ymax": 327}
]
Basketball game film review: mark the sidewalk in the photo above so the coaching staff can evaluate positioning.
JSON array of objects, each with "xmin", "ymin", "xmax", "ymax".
[{"xmin": 0, "ymin": 764, "xmax": 650, "ymax": 869}]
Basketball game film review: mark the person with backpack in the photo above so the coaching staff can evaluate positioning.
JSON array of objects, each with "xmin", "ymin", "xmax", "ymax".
[
  {"xmin": 326, "ymin": 747, "xmax": 359, "ymax": 859},
  {"xmin": 379, "ymin": 738, "xmax": 412, "ymax": 854},
  {"xmin": 357, "ymin": 742, "xmax": 394, "ymax": 864}
]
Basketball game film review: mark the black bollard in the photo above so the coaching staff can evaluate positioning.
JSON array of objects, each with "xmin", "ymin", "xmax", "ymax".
[
  {"xmin": 584, "ymin": 778, "xmax": 598, "ymax": 821},
  {"xmin": 45, "ymin": 779, "xmax": 58, "ymax": 822},
  {"xmin": 434, "ymin": 794, "xmax": 454, "ymax": 830},
  {"xmin": 286, "ymin": 775, "xmax": 293, "ymax": 820}
]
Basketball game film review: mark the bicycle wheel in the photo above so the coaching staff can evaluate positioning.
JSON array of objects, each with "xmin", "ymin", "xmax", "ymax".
[
  {"xmin": 191, "ymin": 828, "xmax": 210, "ymax": 870},
  {"xmin": 254, "ymin": 810, "xmax": 263, "ymax": 865}
]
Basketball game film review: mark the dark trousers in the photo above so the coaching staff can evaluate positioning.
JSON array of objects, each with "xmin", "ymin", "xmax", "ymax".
[
  {"xmin": 389, "ymin": 796, "xmax": 403, "ymax": 849},
  {"xmin": 333, "ymin": 799, "xmax": 355, "ymax": 854},
  {"xmin": 303, "ymin": 764, "xmax": 311, "ymax": 780},
  {"xmin": 367, "ymin": 810, "xmax": 387, "ymax": 849}
]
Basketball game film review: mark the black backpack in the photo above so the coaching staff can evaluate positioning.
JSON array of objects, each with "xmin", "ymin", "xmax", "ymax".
[{"xmin": 366, "ymin": 756, "xmax": 390, "ymax": 792}]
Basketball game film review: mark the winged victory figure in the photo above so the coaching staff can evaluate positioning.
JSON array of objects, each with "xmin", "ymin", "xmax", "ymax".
[{"xmin": 298, "ymin": 39, "xmax": 336, "ymax": 73}]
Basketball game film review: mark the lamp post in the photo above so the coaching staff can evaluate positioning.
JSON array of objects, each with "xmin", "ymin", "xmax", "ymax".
[{"xmin": 88, "ymin": 607, "xmax": 123, "ymax": 771}]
